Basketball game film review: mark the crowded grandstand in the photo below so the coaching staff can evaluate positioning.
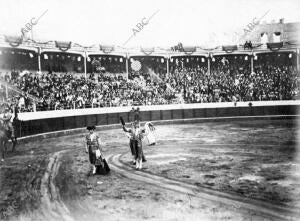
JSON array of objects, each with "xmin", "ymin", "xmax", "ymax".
[{"xmin": 0, "ymin": 20, "xmax": 299, "ymax": 112}]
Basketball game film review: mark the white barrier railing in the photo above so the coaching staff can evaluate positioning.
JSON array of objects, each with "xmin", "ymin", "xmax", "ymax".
[{"xmin": 17, "ymin": 100, "xmax": 300, "ymax": 121}]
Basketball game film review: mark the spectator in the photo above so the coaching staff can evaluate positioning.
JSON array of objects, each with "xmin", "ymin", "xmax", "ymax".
[{"xmin": 1, "ymin": 52, "xmax": 298, "ymax": 112}]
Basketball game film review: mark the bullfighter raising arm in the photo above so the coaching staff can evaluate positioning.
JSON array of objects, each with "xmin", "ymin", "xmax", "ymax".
[{"xmin": 122, "ymin": 125, "xmax": 132, "ymax": 133}]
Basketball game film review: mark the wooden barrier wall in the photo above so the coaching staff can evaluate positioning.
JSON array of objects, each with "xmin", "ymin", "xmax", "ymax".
[{"xmin": 16, "ymin": 104, "xmax": 299, "ymax": 137}]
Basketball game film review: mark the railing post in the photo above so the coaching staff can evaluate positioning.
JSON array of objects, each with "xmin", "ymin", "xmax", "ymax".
[
  {"xmin": 207, "ymin": 55, "xmax": 211, "ymax": 75},
  {"xmin": 126, "ymin": 53, "xmax": 129, "ymax": 81},
  {"xmin": 251, "ymin": 53, "xmax": 254, "ymax": 73},
  {"xmin": 38, "ymin": 47, "xmax": 42, "ymax": 72},
  {"xmin": 84, "ymin": 51, "xmax": 87, "ymax": 80},
  {"xmin": 166, "ymin": 55, "xmax": 169, "ymax": 78}
]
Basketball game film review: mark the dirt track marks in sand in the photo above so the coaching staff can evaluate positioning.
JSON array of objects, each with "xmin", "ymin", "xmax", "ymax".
[
  {"xmin": 108, "ymin": 153, "xmax": 300, "ymax": 221},
  {"xmin": 39, "ymin": 151, "xmax": 74, "ymax": 221},
  {"xmin": 1, "ymin": 119, "xmax": 299, "ymax": 220}
]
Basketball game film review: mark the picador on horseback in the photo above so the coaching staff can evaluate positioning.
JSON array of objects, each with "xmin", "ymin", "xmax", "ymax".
[
  {"xmin": 1, "ymin": 106, "xmax": 15, "ymax": 138},
  {"xmin": 0, "ymin": 105, "xmax": 18, "ymax": 162}
]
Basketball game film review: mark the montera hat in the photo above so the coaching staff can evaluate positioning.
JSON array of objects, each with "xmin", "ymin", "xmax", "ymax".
[{"xmin": 86, "ymin": 125, "xmax": 96, "ymax": 130}]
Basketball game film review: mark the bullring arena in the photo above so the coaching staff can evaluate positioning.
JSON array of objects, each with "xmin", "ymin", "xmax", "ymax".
[
  {"xmin": 0, "ymin": 102, "xmax": 300, "ymax": 221},
  {"xmin": 1, "ymin": 0, "xmax": 300, "ymax": 220}
]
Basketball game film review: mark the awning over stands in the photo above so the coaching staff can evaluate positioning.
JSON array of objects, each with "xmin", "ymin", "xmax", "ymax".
[
  {"xmin": 169, "ymin": 55, "xmax": 208, "ymax": 63},
  {"xmin": 41, "ymin": 51, "xmax": 84, "ymax": 73},
  {"xmin": 0, "ymin": 47, "xmax": 38, "ymax": 71},
  {"xmin": 252, "ymin": 51, "xmax": 297, "ymax": 64},
  {"xmin": 87, "ymin": 54, "xmax": 126, "ymax": 74}
]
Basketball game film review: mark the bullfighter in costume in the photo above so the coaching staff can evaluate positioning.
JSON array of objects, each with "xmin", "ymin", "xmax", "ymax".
[
  {"xmin": 122, "ymin": 120, "xmax": 146, "ymax": 169},
  {"xmin": 134, "ymin": 107, "xmax": 141, "ymax": 122},
  {"xmin": 126, "ymin": 123, "xmax": 138, "ymax": 164},
  {"xmin": 130, "ymin": 107, "xmax": 141, "ymax": 122},
  {"xmin": 85, "ymin": 125, "xmax": 104, "ymax": 174},
  {"xmin": 144, "ymin": 122, "xmax": 156, "ymax": 146},
  {"xmin": 125, "ymin": 122, "xmax": 147, "ymax": 165}
]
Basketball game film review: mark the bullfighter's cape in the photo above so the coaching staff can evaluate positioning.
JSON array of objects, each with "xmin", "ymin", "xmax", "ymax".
[{"xmin": 120, "ymin": 116, "xmax": 125, "ymax": 126}]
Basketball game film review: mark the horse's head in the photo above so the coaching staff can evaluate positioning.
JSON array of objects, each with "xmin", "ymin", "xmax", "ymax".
[
  {"xmin": 0, "ymin": 119, "xmax": 4, "ymax": 129},
  {"xmin": 0, "ymin": 119, "xmax": 9, "ymax": 133}
]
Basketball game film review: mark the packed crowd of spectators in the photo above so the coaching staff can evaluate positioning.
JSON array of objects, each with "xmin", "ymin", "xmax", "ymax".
[
  {"xmin": 0, "ymin": 53, "xmax": 299, "ymax": 112},
  {"xmin": 165, "ymin": 54, "xmax": 299, "ymax": 103},
  {"xmin": 0, "ymin": 70, "xmax": 173, "ymax": 112}
]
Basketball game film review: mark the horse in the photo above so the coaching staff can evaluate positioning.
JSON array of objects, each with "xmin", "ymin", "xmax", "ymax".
[
  {"xmin": 0, "ymin": 119, "xmax": 17, "ymax": 161},
  {"xmin": 0, "ymin": 125, "xmax": 9, "ymax": 162}
]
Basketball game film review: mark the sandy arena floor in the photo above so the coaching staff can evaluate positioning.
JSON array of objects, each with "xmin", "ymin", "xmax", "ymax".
[{"xmin": 0, "ymin": 119, "xmax": 299, "ymax": 221}]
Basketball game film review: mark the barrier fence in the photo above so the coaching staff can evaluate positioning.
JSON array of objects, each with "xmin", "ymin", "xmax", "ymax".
[{"xmin": 15, "ymin": 100, "xmax": 300, "ymax": 138}]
